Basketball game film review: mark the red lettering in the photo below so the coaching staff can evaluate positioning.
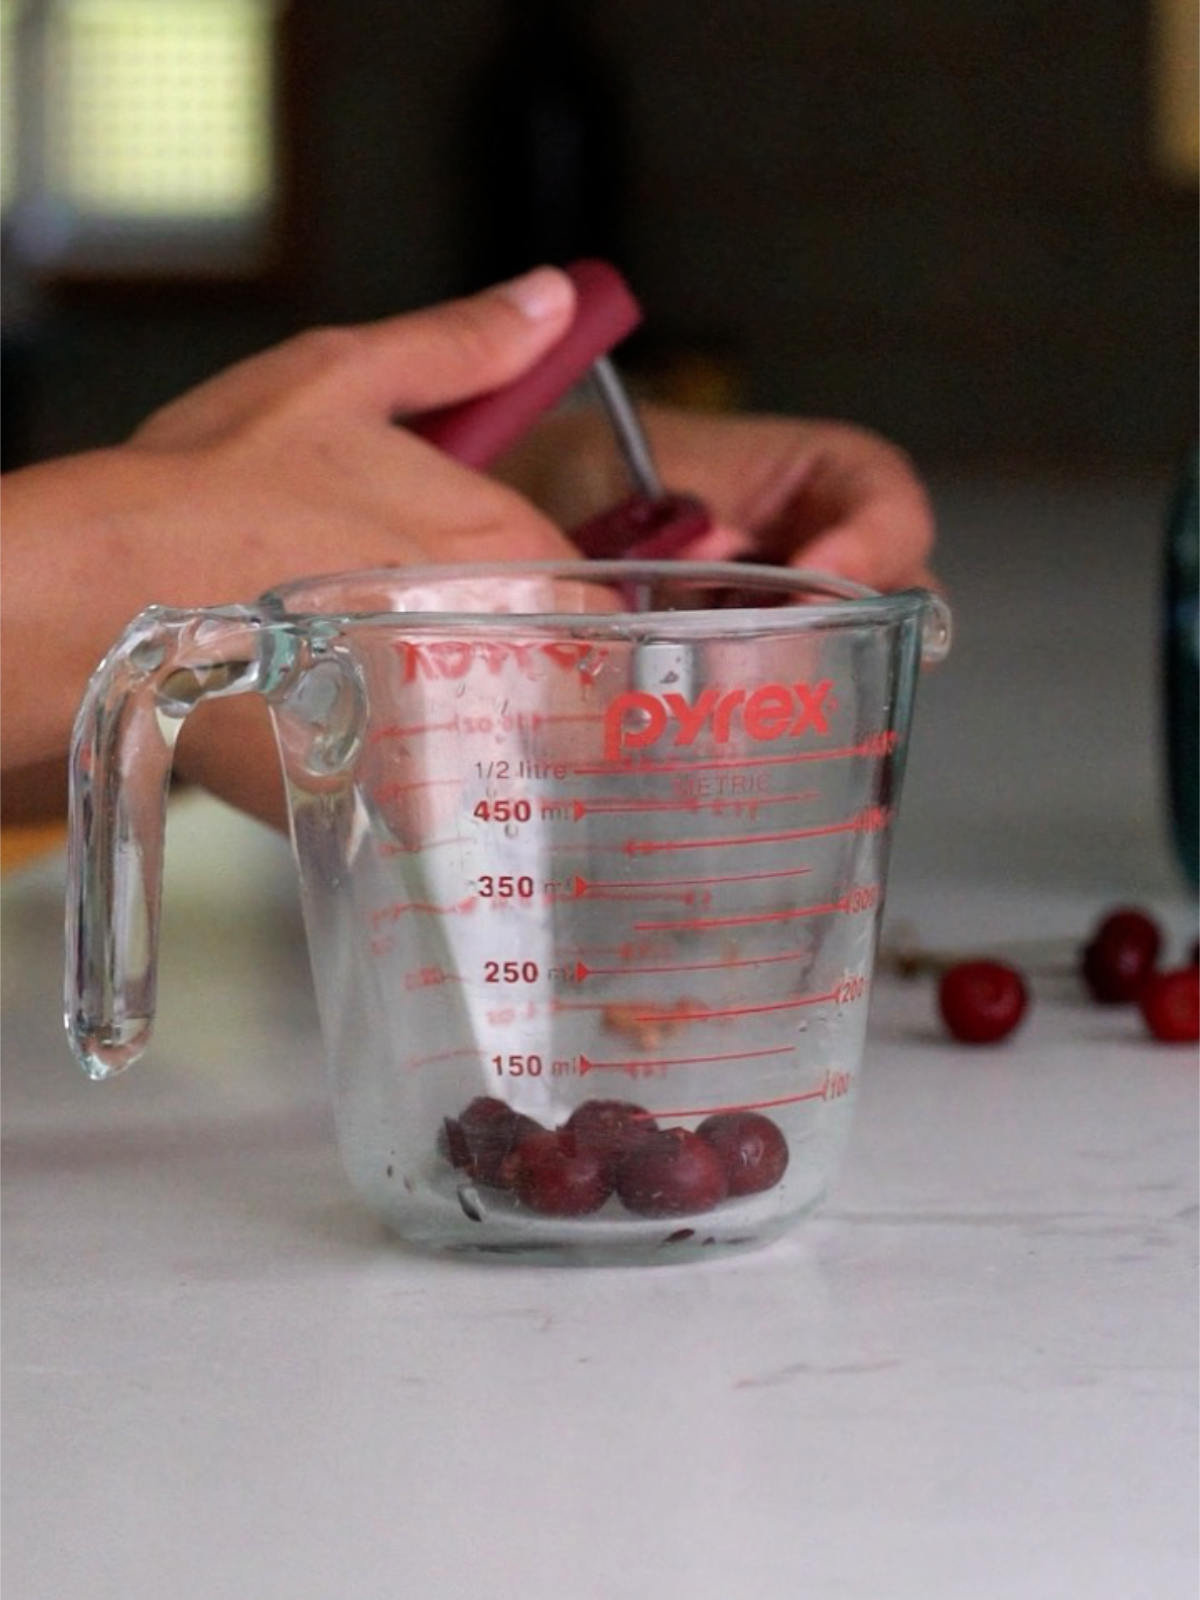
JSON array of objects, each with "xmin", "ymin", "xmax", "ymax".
[
  {"xmin": 474, "ymin": 640, "xmax": 508, "ymax": 675},
  {"xmin": 429, "ymin": 641, "xmax": 472, "ymax": 678},
  {"xmin": 602, "ymin": 677, "xmax": 840, "ymax": 759},
  {"xmin": 663, "ymin": 688, "xmax": 719, "ymax": 746},
  {"xmin": 744, "ymin": 684, "xmax": 793, "ymax": 739},
  {"xmin": 507, "ymin": 641, "xmax": 537, "ymax": 676},
  {"xmin": 789, "ymin": 679, "xmax": 832, "ymax": 736},
  {"xmin": 603, "ymin": 691, "xmax": 668, "ymax": 761},
  {"xmin": 396, "ymin": 641, "xmax": 434, "ymax": 683},
  {"xmin": 711, "ymin": 688, "xmax": 746, "ymax": 741},
  {"xmin": 393, "ymin": 639, "xmax": 609, "ymax": 683},
  {"xmin": 542, "ymin": 641, "xmax": 590, "ymax": 674}
]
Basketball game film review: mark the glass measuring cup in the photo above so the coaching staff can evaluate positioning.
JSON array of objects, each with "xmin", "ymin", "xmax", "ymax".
[{"xmin": 66, "ymin": 562, "xmax": 950, "ymax": 1264}]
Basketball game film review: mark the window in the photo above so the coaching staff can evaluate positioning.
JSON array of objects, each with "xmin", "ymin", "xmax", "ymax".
[
  {"xmin": 2, "ymin": 0, "xmax": 284, "ymax": 277},
  {"xmin": 1152, "ymin": 0, "xmax": 1199, "ymax": 184}
]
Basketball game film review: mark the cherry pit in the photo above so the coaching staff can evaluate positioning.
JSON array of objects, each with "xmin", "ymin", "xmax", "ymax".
[{"xmin": 439, "ymin": 1096, "xmax": 790, "ymax": 1220}]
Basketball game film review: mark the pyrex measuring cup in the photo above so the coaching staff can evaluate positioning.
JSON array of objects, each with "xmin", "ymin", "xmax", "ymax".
[{"xmin": 66, "ymin": 562, "xmax": 949, "ymax": 1264}]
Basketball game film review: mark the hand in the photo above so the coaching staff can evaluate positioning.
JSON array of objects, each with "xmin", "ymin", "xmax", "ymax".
[
  {"xmin": 1, "ymin": 267, "xmax": 578, "ymax": 819},
  {"xmin": 500, "ymin": 404, "xmax": 936, "ymax": 592}
]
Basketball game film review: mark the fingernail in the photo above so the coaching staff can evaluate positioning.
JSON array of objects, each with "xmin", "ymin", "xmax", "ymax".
[{"xmin": 495, "ymin": 266, "xmax": 575, "ymax": 321}]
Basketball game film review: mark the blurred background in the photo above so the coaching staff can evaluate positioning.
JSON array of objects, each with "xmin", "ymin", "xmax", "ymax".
[
  {"xmin": 1, "ymin": 0, "xmax": 1195, "ymax": 472},
  {"xmin": 1, "ymin": 0, "xmax": 1197, "ymax": 894}
]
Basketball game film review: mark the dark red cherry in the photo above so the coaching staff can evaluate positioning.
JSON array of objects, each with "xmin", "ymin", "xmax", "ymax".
[
  {"xmin": 1081, "ymin": 908, "xmax": 1162, "ymax": 1003},
  {"xmin": 938, "ymin": 960, "xmax": 1028, "ymax": 1044},
  {"xmin": 440, "ymin": 1097, "xmax": 542, "ymax": 1189},
  {"xmin": 1139, "ymin": 966, "xmax": 1200, "ymax": 1043},
  {"xmin": 696, "ymin": 1112, "xmax": 789, "ymax": 1196},
  {"xmin": 511, "ymin": 1130, "xmax": 613, "ymax": 1216},
  {"xmin": 565, "ymin": 1099, "xmax": 659, "ymax": 1174},
  {"xmin": 615, "ymin": 1129, "xmax": 728, "ymax": 1217}
]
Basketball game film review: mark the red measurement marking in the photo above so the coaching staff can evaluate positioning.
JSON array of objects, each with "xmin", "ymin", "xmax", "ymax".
[
  {"xmin": 403, "ymin": 964, "xmax": 464, "ymax": 991},
  {"xmin": 370, "ymin": 895, "xmax": 477, "ymax": 926},
  {"xmin": 624, "ymin": 815, "xmax": 879, "ymax": 857},
  {"xmin": 572, "ymin": 863, "xmax": 813, "ymax": 899},
  {"xmin": 575, "ymin": 944, "xmax": 814, "ymax": 980},
  {"xmin": 406, "ymin": 1046, "xmax": 485, "ymax": 1071},
  {"xmin": 572, "ymin": 737, "xmax": 888, "ymax": 779},
  {"xmin": 633, "ymin": 988, "xmax": 840, "ymax": 1022},
  {"xmin": 633, "ymin": 898, "xmax": 848, "ymax": 934},
  {"xmin": 570, "ymin": 883, "xmax": 701, "ymax": 905},
  {"xmin": 371, "ymin": 777, "xmax": 462, "ymax": 802},
  {"xmin": 545, "ymin": 840, "xmax": 694, "ymax": 858},
  {"xmin": 565, "ymin": 941, "xmax": 676, "ymax": 962},
  {"xmin": 644, "ymin": 1086, "xmax": 836, "ymax": 1120},
  {"xmin": 368, "ymin": 718, "xmax": 459, "ymax": 745},
  {"xmin": 578, "ymin": 1044, "xmax": 790, "ymax": 1075},
  {"xmin": 376, "ymin": 836, "xmax": 468, "ymax": 858},
  {"xmin": 571, "ymin": 787, "xmax": 818, "ymax": 819},
  {"xmin": 555, "ymin": 985, "xmax": 839, "ymax": 1020}
]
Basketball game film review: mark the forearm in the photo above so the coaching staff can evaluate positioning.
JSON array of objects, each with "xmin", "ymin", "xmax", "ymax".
[
  {"xmin": 1, "ymin": 755, "xmax": 71, "ymax": 825},
  {"xmin": 2, "ymin": 449, "xmax": 306, "ymax": 829},
  {"xmin": 0, "ymin": 449, "xmax": 170, "ymax": 773}
]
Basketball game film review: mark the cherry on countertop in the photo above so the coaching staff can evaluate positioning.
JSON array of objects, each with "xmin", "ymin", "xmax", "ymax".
[{"xmin": 938, "ymin": 960, "xmax": 1029, "ymax": 1044}]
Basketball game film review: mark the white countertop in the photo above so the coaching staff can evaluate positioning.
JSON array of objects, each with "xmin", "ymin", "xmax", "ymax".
[{"xmin": 3, "ymin": 479, "xmax": 1196, "ymax": 1599}]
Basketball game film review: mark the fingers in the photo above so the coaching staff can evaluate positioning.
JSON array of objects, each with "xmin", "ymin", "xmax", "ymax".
[
  {"xmin": 673, "ymin": 520, "xmax": 754, "ymax": 563},
  {"xmin": 315, "ymin": 266, "xmax": 577, "ymax": 417},
  {"xmin": 795, "ymin": 510, "xmax": 936, "ymax": 591},
  {"xmin": 770, "ymin": 426, "xmax": 936, "ymax": 591},
  {"xmin": 424, "ymin": 487, "xmax": 580, "ymax": 566},
  {"xmin": 133, "ymin": 268, "xmax": 577, "ymax": 450},
  {"xmin": 338, "ymin": 426, "xmax": 581, "ymax": 566},
  {"xmin": 560, "ymin": 405, "xmax": 936, "ymax": 593},
  {"xmin": 173, "ymin": 697, "xmax": 288, "ymax": 828}
]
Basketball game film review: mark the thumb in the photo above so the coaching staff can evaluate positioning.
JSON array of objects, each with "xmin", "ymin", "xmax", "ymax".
[
  {"xmin": 129, "ymin": 268, "xmax": 577, "ymax": 452},
  {"xmin": 336, "ymin": 267, "xmax": 578, "ymax": 417}
]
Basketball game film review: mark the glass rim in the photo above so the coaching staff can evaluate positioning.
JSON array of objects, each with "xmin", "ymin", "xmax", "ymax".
[{"xmin": 260, "ymin": 560, "xmax": 941, "ymax": 636}]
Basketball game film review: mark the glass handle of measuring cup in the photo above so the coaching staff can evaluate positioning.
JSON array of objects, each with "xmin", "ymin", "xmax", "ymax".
[
  {"xmin": 918, "ymin": 591, "xmax": 953, "ymax": 665},
  {"xmin": 64, "ymin": 604, "xmax": 292, "ymax": 1082}
]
